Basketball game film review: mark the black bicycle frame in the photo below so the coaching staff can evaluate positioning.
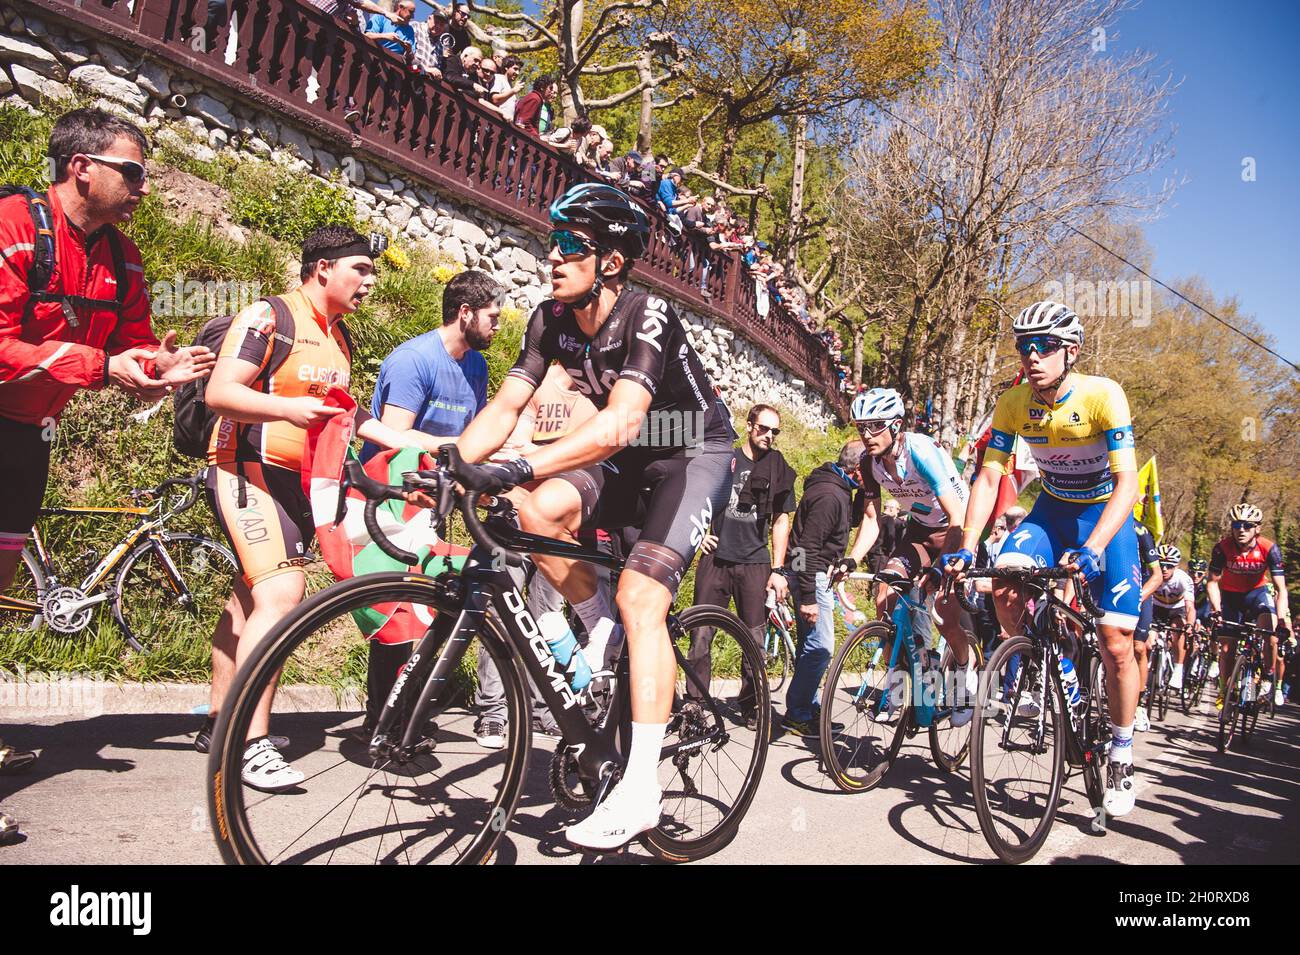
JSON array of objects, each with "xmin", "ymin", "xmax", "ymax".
[{"xmin": 370, "ymin": 529, "xmax": 724, "ymax": 786}]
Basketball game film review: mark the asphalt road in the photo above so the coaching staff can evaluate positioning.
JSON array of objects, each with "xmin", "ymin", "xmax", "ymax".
[{"xmin": 2, "ymin": 688, "xmax": 1296, "ymax": 865}]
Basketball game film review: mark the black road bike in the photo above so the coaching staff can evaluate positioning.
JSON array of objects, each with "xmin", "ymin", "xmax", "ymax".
[
  {"xmin": 207, "ymin": 448, "xmax": 771, "ymax": 864},
  {"xmin": 1215, "ymin": 619, "xmax": 1274, "ymax": 752},
  {"xmin": 955, "ymin": 566, "xmax": 1107, "ymax": 865}
]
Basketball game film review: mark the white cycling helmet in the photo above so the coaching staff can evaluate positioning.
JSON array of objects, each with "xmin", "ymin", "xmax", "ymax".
[
  {"xmin": 851, "ymin": 387, "xmax": 905, "ymax": 423},
  {"xmin": 1012, "ymin": 301, "xmax": 1085, "ymax": 346},
  {"xmin": 1228, "ymin": 502, "xmax": 1263, "ymax": 524},
  {"xmin": 1156, "ymin": 544, "xmax": 1181, "ymax": 566}
]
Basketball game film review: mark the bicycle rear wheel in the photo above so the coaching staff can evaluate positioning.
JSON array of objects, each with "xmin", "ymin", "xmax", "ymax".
[
  {"xmin": 764, "ymin": 622, "xmax": 792, "ymax": 693},
  {"xmin": 929, "ymin": 640, "xmax": 978, "ymax": 773},
  {"xmin": 1, "ymin": 548, "xmax": 46, "ymax": 632},
  {"xmin": 208, "ymin": 573, "xmax": 529, "ymax": 865},
  {"xmin": 970, "ymin": 635, "xmax": 1065, "ymax": 864},
  {"xmin": 648, "ymin": 604, "xmax": 771, "ymax": 862}
]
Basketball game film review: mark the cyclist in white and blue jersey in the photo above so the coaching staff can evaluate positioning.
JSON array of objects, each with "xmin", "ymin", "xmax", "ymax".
[{"xmin": 837, "ymin": 388, "xmax": 977, "ymax": 720}]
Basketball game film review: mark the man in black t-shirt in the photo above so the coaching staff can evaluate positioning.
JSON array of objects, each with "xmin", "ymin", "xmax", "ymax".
[{"xmin": 689, "ymin": 404, "xmax": 796, "ymax": 714}]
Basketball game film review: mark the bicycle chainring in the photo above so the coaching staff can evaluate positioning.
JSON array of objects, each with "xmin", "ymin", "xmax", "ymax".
[
  {"xmin": 42, "ymin": 586, "xmax": 93, "ymax": 633},
  {"xmin": 549, "ymin": 740, "xmax": 596, "ymax": 812}
]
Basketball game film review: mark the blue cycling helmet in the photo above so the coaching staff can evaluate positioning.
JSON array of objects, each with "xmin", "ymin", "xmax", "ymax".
[{"xmin": 549, "ymin": 182, "xmax": 650, "ymax": 261}]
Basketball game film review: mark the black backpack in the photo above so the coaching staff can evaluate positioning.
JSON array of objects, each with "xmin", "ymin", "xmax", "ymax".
[
  {"xmin": 0, "ymin": 185, "xmax": 129, "ymax": 325},
  {"xmin": 172, "ymin": 297, "xmax": 355, "ymax": 458},
  {"xmin": 172, "ymin": 297, "xmax": 295, "ymax": 458}
]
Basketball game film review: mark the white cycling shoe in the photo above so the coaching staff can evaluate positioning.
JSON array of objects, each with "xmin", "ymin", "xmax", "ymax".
[
  {"xmin": 241, "ymin": 737, "xmax": 305, "ymax": 792},
  {"xmin": 1168, "ymin": 667, "xmax": 1184, "ymax": 690},
  {"xmin": 1208, "ymin": 661, "xmax": 1220, "ymax": 680},
  {"xmin": 1275, "ymin": 687, "xmax": 1285, "ymax": 707},
  {"xmin": 1134, "ymin": 706, "xmax": 1150, "ymax": 732},
  {"xmin": 1102, "ymin": 759, "xmax": 1136, "ymax": 817},
  {"xmin": 949, "ymin": 667, "xmax": 979, "ymax": 728},
  {"xmin": 566, "ymin": 782, "xmax": 662, "ymax": 852}
]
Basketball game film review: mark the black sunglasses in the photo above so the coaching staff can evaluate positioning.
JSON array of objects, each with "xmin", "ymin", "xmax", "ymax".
[{"xmin": 753, "ymin": 423, "xmax": 780, "ymax": 436}]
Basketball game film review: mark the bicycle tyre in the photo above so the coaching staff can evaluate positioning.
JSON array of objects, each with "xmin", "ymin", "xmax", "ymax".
[
  {"xmin": 208, "ymin": 572, "xmax": 530, "ymax": 865},
  {"xmin": 971, "ymin": 635, "xmax": 1065, "ymax": 864},
  {"xmin": 820, "ymin": 621, "xmax": 906, "ymax": 793},
  {"xmin": 1152, "ymin": 645, "xmax": 1169, "ymax": 722},
  {"xmin": 929, "ymin": 641, "xmax": 975, "ymax": 773},
  {"xmin": 645, "ymin": 604, "xmax": 771, "ymax": 863},
  {"xmin": 1179, "ymin": 649, "xmax": 1201, "ymax": 715},
  {"xmin": 114, "ymin": 533, "xmax": 237, "ymax": 653},
  {"xmin": 1217, "ymin": 657, "xmax": 1245, "ymax": 753},
  {"xmin": 1083, "ymin": 655, "xmax": 1107, "ymax": 811},
  {"xmin": 2, "ymin": 548, "xmax": 47, "ymax": 633},
  {"xmin": 764, "ymin": 622, "xmax": 791, "ymax": 693}
]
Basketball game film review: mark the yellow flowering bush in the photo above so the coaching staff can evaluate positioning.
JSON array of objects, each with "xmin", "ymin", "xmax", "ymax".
[
  {"xmin": 432, "ymin": 263, "xmax": 465, "ymax": 284},
  {"xmin": 382, "ymin": 244, "xmax": 410, "ymax": 271}
]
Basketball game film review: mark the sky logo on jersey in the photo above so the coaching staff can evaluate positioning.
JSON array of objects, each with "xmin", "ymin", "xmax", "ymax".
[{"xmin": 636, "ymin": 296, "xmax": 670, "ymax": 352}]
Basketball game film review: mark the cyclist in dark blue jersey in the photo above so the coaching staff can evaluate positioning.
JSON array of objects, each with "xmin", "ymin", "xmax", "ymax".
[{"xmin": 455, "ymin": 183, "xmax": 736, "ymax": 851}]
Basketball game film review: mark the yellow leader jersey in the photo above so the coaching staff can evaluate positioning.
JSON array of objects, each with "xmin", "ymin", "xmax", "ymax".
[{"xmin": 984, "ymin": 374, "xmax": 1136, "ymax": 504}]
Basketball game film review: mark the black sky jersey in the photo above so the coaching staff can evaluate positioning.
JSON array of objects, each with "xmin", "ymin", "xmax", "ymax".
[{"xmin": 507, "ymin": 289, "xmax": 735, "ymax": 452}]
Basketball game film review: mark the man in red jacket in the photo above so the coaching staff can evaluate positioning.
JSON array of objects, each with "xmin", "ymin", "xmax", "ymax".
[
  {"xmin": 0, "ymin": 108, "xmax": 215, "ymax": 591},
  {"xmin": 0, "ymin": 108, "xmax": 213, "ymax": 843}
]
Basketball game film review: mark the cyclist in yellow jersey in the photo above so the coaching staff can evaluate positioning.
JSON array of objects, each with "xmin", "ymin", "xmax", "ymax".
[{"xmin": 946, "ymin": 301, "xmax": 1143, "ymax": 817}]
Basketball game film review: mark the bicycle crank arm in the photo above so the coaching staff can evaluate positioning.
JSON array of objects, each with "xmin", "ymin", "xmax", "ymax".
[{"xmin": 53, "ymin": 592, "xmax": 112, "ymax": 616}]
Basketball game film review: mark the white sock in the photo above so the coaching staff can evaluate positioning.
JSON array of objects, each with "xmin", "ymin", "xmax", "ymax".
[
  {"xmin": 583, "ymin": 617, "xmax": 616, "ymax": 670},
  {"xmin": 572, "ymin": 592, "xmax": 613, "ymax": 641},
  {"xmin": 621, "ymin": 721, "xmax": 666, "ymax": 795},
  {"xmin": 1173, "ymin": 663, "xmax": 1184, "ymax": 676},
  {"xmin": 1109, "ymin": 723, "xmax": 1134, "ymax": 765}
]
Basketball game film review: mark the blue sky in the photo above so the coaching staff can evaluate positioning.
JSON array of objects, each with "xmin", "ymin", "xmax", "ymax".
[{"xmin": 1110, "ymin": 0, "xmax": 1299, "ymax": 365}]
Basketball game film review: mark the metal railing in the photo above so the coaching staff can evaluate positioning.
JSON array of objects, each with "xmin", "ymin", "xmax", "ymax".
[{"xmin": 15, "ymin": 0, "xmax": 848, "ymax": 419}]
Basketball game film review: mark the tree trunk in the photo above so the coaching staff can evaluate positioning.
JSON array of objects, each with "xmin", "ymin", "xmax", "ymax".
[
  {"xmin": 561, "ymin": 0, "xmax": 585, "ymax": 121},
  {"xmin": 635, "ymin": 47, "xmax": 654, "ymax": 154},
  {"xmin": 1189, "ymin": 476, "xmax": 1211, "ymax": 559},
  {"xmin": 716, "ymin": 101, "xmax": 740, "ymax": 182},
  {"xmin": 852, "ymin": 323, "xmax": 865, "ymax": 392},
  {"xmin": 786, "ymin": 115, "xmax": 808, "ymax": 271}
]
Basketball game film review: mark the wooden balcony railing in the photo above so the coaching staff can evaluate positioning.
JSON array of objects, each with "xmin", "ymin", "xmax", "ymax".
[{"xmin": 15, "ymin": 0, "xmax": 848, "ymax": 420}]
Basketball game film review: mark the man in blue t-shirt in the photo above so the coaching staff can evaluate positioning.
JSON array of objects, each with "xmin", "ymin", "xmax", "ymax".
[
  {"xmin": 360, "ymin": 269, "xmax": 500, "ymax": 462},
  {"xmin": 361, "ymin": 269, "xmax": 502, "ymax": 733},
  {"xmin": 364, "ymin": 0, "xmax": 417, "ymax": 57}
]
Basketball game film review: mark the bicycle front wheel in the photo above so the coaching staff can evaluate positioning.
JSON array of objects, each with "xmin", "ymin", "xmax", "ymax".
[
  {"xmin": 970, "ymin": 635, "xmax": 1065, "ymax": 864},
  {"xmin": 1217, "ymin": 658, "xmax": 1245, "ymax": 753},
  {"xmin": 1180, "ymin": 649, "xmax": 1203, "ymax": 715},
  {"xmin": 114, "ymin": 534, "xmax": 237, "ymax": 653},
  {"xmin": 208, "ymin": 573, "xmax": 529, "ymax": 865},
  {"xmin": 820, "ymin": 621, "xmax": 906, "ymax": 792},
  {"xmin": 1152, "ymin": 646, "xmax": 1169, "ymax": 722}
]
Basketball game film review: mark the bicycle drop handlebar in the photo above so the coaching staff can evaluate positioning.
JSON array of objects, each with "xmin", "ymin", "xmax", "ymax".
[
  {"xmin": 340, "ymin": 445, "xmax": 526, "ymax": 569},
  {"xmin": 130, "ymin": 471, "xmax": 205, "ymax": 515},
  {"xmin": 952, "ymin": 565, "xmax": 1104, "ymax": 620}
]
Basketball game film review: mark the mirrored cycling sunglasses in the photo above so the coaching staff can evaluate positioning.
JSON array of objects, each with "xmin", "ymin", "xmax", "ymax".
[
  {"xmin": 856, "ymin": 419, "xmax": 894, "ymax": 436},
  {"xmin": 549, "ymin": 229, "xmax": 598, "ymax": 256},
  {"xmin": 83, "ymin": 154, "xmax": 147, "ymax": 185},
  {"xmin": 1231, "ymin": 520, "xmax": 1259, "ymax": 531},
  {"xmin": 1015, "ymin": 335, "xmax": 1068, "ymax": 358}
]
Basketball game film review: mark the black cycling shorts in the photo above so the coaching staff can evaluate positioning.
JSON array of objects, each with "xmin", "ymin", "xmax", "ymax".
[
  {"xmin": 557, "ymin": 444, "xmax": 734, "ymax": 593},
  {"xmin": 0, "ymin": 416, "xmax": 53, "ymax": 551}
]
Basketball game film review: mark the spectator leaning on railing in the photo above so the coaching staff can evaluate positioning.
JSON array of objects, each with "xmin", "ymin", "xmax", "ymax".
[
  {"xmin": 490, "ymin": 55, "xmax": 524, "ymax": 121},
  {"xmin": 513, "ymin": 74, "xmax": 556, "ymax": 137},
  {"xmin": 364, "ymin": 0, "xmax": 417, "ymax": 61}
]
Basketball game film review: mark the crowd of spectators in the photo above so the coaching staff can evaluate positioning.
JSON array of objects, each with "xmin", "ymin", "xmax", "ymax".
[{"xmin": 298, "ymin": 0, "xmax": 852, "ymax": 380}]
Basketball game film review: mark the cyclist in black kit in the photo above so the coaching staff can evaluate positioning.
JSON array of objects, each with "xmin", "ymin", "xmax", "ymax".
[{"xmin": 455, "ymin": 183, "xmax": 736, "ymax": 850}]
